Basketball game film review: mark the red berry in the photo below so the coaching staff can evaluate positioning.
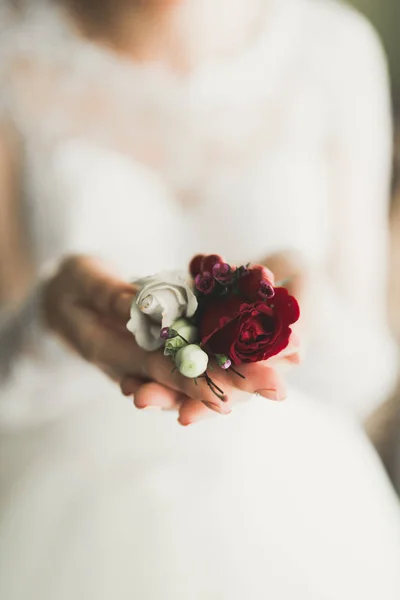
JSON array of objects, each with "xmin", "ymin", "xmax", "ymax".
[
  {"xmin": 189, "ymin": 254, "xmax": 206, "ymax": 277},
  {"xmin": 202, "ymin": 254, "xmax": 224, "ymax": 273},
  {"xmin": 238, "ymin": 265, "xmax": 275, "ymax": 301}
]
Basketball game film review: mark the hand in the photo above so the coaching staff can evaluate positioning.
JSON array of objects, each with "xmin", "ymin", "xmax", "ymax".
[
  {"xmin": 43, "ymin": 256, "xmax": 297, "ymax": 425},
  {"xmin": 261, "ymin": 249, "xmax": 306, "ymax": 346},
  {"xmin": 120, "ymin": 250, "xmax": 301, "ymax": 422}
]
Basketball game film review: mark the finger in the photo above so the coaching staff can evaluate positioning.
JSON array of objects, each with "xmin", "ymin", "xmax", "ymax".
[
  {"xmin": 197, "ymin": 360, "xmax": 287, "ymax": 402},
  {"xmin": 232, "ymin": 363, "xmax": 287, "ymax": 401},
  {"xmin": 284, "ymin": 352, "xmax": 301, "ymax": 365},
  {"xmin": 145, "ymin": 352, "xmax": 234, "ymax": 415},
  {"xmin": 286, "ymin": 331, "xmax": 301, "ymax": 353},
  {"xmin": 99, "ymin": 313, "xmax": 135, "ymax": 334},
  {"xmin": 59, "ymin": 301, "xmax": 143, "ymax": 375},
  {"xmin": 178, "ymin": 397, "xmax": 218, "ymax": 426},
  {"xmin": 145, "ymin": 348, "xmax": 286, "ymax": 407},
  {"xmin": 268, "ymin": 332, "xmax": 300, "ymax": 361},
  {"xmin": 62, "ymin": 302, "xmax": 227, "ymax": 413},
  {"xmin": 120, "ymin": 375, "xmax": 146, "ymax": 396},
  {"xmin": 62, "ymin": 294, "xmax": 234, "ymax": 413},
  {"xmin": 62, "ymin": 297, "xmax": 287, "ymax": 406},
  {"xmin": 134, "ymin": 382, "xmax": 184, "ymax": 410},
  {"xmin": 108, "ymin": 291, "xmax": 136, "ymax": 322},
  {"xmin": 62, "ymin": 256, "xmax": 136, "ymax": 320},
  {"xmin": 263, "ymin": 251, "xmax": 305, "ymax": 287},
  {"xmin": 268, "ymin": 332, "xmax": 301, "ymax": 367}
]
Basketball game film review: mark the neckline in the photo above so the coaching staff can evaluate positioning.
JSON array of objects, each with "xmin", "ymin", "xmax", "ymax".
[{"xmin": 19, "ymin": 0, "xmax": 303, "ymax": 88}]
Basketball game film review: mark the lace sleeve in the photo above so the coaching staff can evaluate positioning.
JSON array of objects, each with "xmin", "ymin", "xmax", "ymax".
[
  {"xmin": 0, "ymin": 11, "xmax": 51, "ymax": 380},
  {"xmin": 290, "ymin": 8, "xmax": 398, "ymax": 418},
  {"xmin": 325, "ymin": 11, "xmax": 392, "ymax": 322},
  {"xmin": 0, "ymin": 118, "xmax": 70, "ymax": 427}
]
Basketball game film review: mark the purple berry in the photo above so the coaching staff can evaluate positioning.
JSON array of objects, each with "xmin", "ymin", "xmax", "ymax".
[
  {"xmin": 160, "ymin": 327, "xmax": 178, "ymax": 340},
  {"xmin": 221, "ymin": 359, "xmax": 232, "ymax": 370},
  {"xmin": 237, "ymin": 265, "xmax": 249, "ymax": 278},
  {"xmin": 195, "ymin": 272, "xmax": 216, "ymax": 295},
  {"xmin": 212, "ymin": 262, "xmax": 233, "ymax": 283},
  {"xmin": 258, "ymin": 280, "xmax": 275, "ymax": 300},
  {"xmin": 216, "ymin": 354, "xmax": 232, "ymax": 370}
]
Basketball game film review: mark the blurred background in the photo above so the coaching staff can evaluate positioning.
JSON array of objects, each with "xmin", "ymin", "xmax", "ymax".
[
  {"xmin": 347, "ymin": 0, "xmax": 400, "ymax": 488},
  {"xmin": 349, "ymin": 0, "xmax": 400, "ymax": 107}
]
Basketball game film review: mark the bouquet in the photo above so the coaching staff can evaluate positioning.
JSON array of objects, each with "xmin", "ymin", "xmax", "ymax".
[{"xmin": 127, "ymin": 254, "xmax": 300, "ymax": 400}]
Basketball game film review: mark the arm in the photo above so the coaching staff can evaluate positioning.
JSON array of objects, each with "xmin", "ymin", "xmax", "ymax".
[
  {"xmin": 0, "ymin": 121, "xmax": 38, "ymax": 379},
  {"xmin": 290, "ymin": 13, "xmax": 398, "ymax": 418},
  {"xmin": 0, "ymin": 123, "xmax": 33, "ymax": 314},
  {"xmin": 0, "ymin": 131, "xmax": 288, "ymax": 424},
  {"xmin": 326, "ymin": 13, "xmax": 392, "ymax": 323}
]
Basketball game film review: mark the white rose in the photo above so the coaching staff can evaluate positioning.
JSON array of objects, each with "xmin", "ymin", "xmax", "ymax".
[
  {"xmin": 175, "ymin": 344, "xmax": 209, "ymax": 379},
  {"xmin": 127, "ymin": 271, "xmax": 198, "ymax": 351}
]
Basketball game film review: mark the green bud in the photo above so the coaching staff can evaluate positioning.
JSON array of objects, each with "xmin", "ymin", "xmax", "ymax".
[
  {"xmin": 171, "ymin": 319, "xmax": 198, "ymax": 342},
  {"xmin": 215, "ymin": 354, "xmax": 229, "ymax": 367},
  {"xmin": 164, "ymin": 319, "xmax": 199, "ymax": 356},
  {"xmin": 175, "ymin": 345, "xmax": 209, "ymax": 379},
  {"xmin": 164, "ymin": 335, "xmax": 186, "ymax": 356}
]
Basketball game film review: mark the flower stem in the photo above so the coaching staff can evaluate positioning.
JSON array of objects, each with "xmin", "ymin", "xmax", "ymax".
[
  {"xmin": 203, "ymin": 373, "xmax": 227, "ymax": 401},
  {"xmin": 276, "ymin": 277, "xmax": 293, "ymax": 288},
  {"xmin": 206, "ymin": 377, "xmax": 225, "ymax": 396},
  {"xmin": 229, "ymin": 366, "xmax": 246, "ymax": 380}
]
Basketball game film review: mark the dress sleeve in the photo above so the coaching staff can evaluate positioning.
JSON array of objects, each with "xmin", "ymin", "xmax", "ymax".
[
  {"xmin": 0, "ymin": 21, "xmax": 69, "ymax": 427},
  {"xmin": 289, "ymin": 10, "xmax": 398, "ymax": 418}
]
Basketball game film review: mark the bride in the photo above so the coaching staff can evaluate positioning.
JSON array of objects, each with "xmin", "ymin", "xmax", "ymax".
[{"xmin": 1, "ymin": 0, "xmax": 400, "ymax": 598}]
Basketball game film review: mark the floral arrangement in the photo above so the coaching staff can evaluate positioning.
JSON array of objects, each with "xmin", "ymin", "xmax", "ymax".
[{"xmin": 127, "ymin": 254, "xmax": 300, "ymax": 400}]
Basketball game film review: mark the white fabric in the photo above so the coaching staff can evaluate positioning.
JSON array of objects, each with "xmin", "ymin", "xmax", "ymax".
[{"xmin": 1, "ymin": 1, "xmax": 400, "ymax": 598}]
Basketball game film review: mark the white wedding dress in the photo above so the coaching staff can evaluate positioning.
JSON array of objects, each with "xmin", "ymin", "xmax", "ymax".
[{"xmin": 1, "ymin": 1, "xmax": 400, "ymax": 598}]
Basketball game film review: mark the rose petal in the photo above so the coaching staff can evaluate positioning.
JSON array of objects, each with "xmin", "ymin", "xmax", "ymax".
[
  {"xmin": 185, "ymin": 283, "xmax": 199, "ymax": 317},
  {"xmin": 150, "ymin": 288, "xmax": 184, "ymax": 327},
  {"xmin": 138, "ymin": 282, "xmax": 186, "ymax": 308},
  {"xmin": 200, "ymin": 295, "xmax": 245, "ymax": 345},
  {"xmin": 272, "ymin": 288, "xmax": 300, "ymax": 323},
  {"xmin": 238, "ymin": 265, "xmax": 275, "ymax": 301},
  {"xmin": 127, "ymin": 303, "xmax": 164, "ymax": 351},
  {"xmin": 132, "ymin": 271, "xmax": 198, "ymax": 329}
]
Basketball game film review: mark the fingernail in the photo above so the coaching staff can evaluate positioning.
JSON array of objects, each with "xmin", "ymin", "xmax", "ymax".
[
  {"xmin": 121, "ymin": 385, "xmax": 133, "ymax": 397},
  {"xmin": 203, "ymin": 401, "xmax": 232, "ymax": 414},
  {"xmin": 203, "ymin": 401, "xmax": 219, "ymax": 412},
  {"xmin": 255, "ymin": 388, "xmax": 286, "ymax": 401},
  {"xmin": 220, "ymin": 404, "xmax": 232, "ymax": 414}
]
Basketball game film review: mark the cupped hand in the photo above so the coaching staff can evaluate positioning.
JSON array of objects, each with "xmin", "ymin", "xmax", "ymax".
[{"xmin": 43, "ymin": 255, "xmax": 299, "ymax": 426}]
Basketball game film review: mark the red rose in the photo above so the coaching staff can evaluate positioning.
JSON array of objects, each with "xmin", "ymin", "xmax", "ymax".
[
  {"xmin": 238, "ymin": 265, "xmax": 275, "ymax": 301},
  {"xmin": 200, "ymin": 288, "xmax": 299, "ymax": 365}
]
